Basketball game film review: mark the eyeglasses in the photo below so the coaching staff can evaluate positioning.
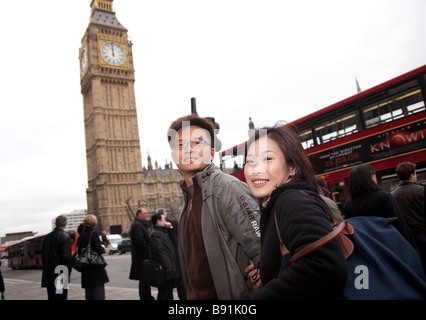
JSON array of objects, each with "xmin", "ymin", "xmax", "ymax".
[{"xmin": 171, "ymin": 140, "xmax": 211, "ymax": 150}]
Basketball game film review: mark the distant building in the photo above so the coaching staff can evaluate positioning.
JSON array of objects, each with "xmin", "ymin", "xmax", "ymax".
[
  {"xmin": 1, "ymin": 231, "xmax": 36, "ymax": 246},
  {"xmin": 141, "ymin": 155, "xmax": 184, "ymax": 222},
  {"xmin": 51, "ymin": 209, "xmax": 88, "ymax": 231}
]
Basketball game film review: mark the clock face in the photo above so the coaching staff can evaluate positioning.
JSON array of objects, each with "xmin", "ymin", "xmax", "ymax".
[
  {"xmin": 101, "ymin": 43, "xmax": 125, "ymax": 66},
  {"xmin": 80, "ymin": 50, "xmax": 88, "ymax": 73}
]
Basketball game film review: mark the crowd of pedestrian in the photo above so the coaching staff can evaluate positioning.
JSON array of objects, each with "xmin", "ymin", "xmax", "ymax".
[{"xmin": 35, "ymin": 114, "xmax": 425, "ymax": 300}]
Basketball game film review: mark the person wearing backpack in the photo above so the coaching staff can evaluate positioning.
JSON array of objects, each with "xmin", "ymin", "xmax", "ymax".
[{"xmin": 343, "ymin": 163, "xmax": 417, "ymax": 248}]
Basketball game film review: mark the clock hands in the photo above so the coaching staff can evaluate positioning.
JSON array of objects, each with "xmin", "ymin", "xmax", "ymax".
[
  {"xmin": 110, "ymin": 43, "xmax": 115, "ymax": 57},
  {"xmin": 101, "ymin": 43, "xmax": 124, "ymax": 65}
]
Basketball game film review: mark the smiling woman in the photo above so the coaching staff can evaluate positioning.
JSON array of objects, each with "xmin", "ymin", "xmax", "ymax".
[
  {"xmin": 245, "ymin": 125, "xmax": 318, "ymax": 206},
  {"xmin": 243, "ymin": 125, "xmax": 348, "ymax": 300},
  {"xmin": 245, "ymin": 136, "xmax": 294, "ymax": 205}
]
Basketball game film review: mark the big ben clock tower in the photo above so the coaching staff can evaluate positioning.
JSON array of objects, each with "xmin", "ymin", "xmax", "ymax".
[{"xmin": 79, "ymin": 0, "xmax": 144, "ymax": 232}]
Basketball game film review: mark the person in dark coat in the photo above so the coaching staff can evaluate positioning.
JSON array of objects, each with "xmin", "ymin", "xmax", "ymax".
[
  {"xmin": 76, "ymin": 214, "xmax": 109, "ymax": 300},
  {"xmin": 149, "ymin": 212, "xmax": 180, "ymax": 300},
  {"xmin": 129, "ymin": 207, "xmax": 153, "ymax": 300},
  {"xmin": 244, "ymin": 125, "xmax": 347, "ymax": 299},
  {"xmin": 41, "ymin": 215, "xmax": 72, "ymax": 300},
  {"xmin": 344, "ymin": 163, "xmax": 416, "ymax": 248},
  {"xmin": 391, "ymin": 161, "xmax": 426, "ymax": 271},
  {"xmin": 0, "ymin": 260, "xmax": 5, "ymax": 300},
  {"xmin": 156, "ymin": 208, "xmax": 185, "ymax": 299}
]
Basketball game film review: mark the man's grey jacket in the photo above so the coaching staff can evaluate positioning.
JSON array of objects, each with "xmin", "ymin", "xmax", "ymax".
[{"xmin": 177, "ymin": 163, "xmax": 261, "ymax": 299}]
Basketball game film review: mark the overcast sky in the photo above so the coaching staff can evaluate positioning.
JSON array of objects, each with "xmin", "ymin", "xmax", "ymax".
[{"xmin": 1, "ymin": 0, "xmax": 425, "ymax": 238}]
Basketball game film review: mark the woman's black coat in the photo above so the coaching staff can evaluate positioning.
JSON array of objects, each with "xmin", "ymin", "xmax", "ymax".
[
  {"xmin": 248, "ymin": 181, "xmax": 347, "ymax": 300},
  {"xmin": 76, "ymin": 228, "xmax": 109, "ymax": 288}
]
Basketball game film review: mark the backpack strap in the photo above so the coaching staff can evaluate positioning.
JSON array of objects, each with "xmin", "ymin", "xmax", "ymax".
[
  {"xmin": 274, "ymin": 210, "xmax": 289, "ymax": 257},
  {"xmin": 274, "ymin": 210, "xmax": 354, "ymax": 263},
  {"xmin": 290, "ymin": 221, "xmax": 353, "ymax": 263}
]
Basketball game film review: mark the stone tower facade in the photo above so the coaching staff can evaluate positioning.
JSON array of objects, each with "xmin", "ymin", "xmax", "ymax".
[
  {"xmin": 142, "ymin": 157, "xmax": 184, "ymax": 222},
  {"xmin": 79, "ymin": 0, "xmax": 144, "ymax": 232}
]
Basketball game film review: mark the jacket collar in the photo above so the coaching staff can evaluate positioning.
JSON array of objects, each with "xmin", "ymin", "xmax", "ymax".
[
  {"xmin": 263, "ymin": 180, "xmax": 316, "ymax": 214},
  {"xmin": 399, "ymin": 179, "xmax": 421, "ymax": 186},
  {"xmin": 153, "ymin": 225, "xmax": 169, "ymax": 234},
  {"xmin": 195, "ymin": 162, "xmax": 218, "ymax": 183},
  {"xmin": 178, "ymin": 162, "xmax": 218, "ymax": 187}
]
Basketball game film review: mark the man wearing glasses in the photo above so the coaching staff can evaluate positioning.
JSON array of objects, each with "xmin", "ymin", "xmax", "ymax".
[{"xmin": 167, "ymin": 114, "xmax": 261, "ymax": 300}]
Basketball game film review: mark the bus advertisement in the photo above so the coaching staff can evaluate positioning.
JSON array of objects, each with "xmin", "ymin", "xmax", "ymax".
[{"xmin": 309, "ymin": 117, "xmax": 426, "ymax": 174}]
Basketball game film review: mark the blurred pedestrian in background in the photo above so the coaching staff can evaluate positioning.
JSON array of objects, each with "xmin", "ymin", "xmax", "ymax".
[
  {"xmin": 0, "ymin": 260, "xmax": 5, "ymax": 300},
  {"xmin": 315, "ymin": 175, "xmax": 343, "ymax": 221},
  {"xmin": 149, "ymin": 212, "xmax": 180, "ymax": 300},
  {"xmin": 391, "ymin": 161, "xmax": 426, "ymax": 271},
  {"xmin": 129, "ymin": 207, "xmax": 154, "ymax": 300},
  {"xmin": 41, "ymin": 215, "xmax": 72, "ymax": 300},
  {"xmin": 156, "ymin": 208, "xmax": 185, "ymax": 299},
  {"xmin": 344, "ymin": 163, "xmax": 416, "ymax": 248},
  {"xmin": 77, "ymin": 214, "xmax": 109, "ymax": 300}
]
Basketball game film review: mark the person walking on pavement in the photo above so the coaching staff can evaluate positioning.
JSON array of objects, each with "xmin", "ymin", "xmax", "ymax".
[
  {"xmin": 41, "ymin": 215, "xmax": 72, "ymax": 300},
  {"xmin": 77, "ymin": 214, "xmax": 109, "ymax": 300},
  {"xmin": 129, "ymin": 207, "xmax": 154, "ymax": 300},
  {"xmin": 149, "ymin": 212, "xmax": 181, "ymax": 300},
  {"xmin": 168, "ymin": 114, "xmax": 261, "ymax": 300}
]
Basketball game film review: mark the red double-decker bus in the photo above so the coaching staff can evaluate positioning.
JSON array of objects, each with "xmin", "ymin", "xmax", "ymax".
[
  {"xmin": 7, "ymin": 230, "xmax": 78, "ymax": 269},
  {"xmin": 220, "ymin": 64, "xmax": 426, "ymax": 212}
]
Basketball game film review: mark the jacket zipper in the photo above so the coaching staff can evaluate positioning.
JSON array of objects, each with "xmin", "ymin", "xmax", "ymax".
[{"xmin": 187, "ymin": 198, "xmax": 193, "ymax": 213}]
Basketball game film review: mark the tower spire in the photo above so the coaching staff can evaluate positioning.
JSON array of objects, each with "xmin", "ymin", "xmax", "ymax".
[{"xmin": 355, "ymin": 76, "xmax": 362, "ymax": 93}]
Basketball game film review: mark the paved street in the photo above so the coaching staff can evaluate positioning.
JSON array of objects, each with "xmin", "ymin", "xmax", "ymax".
[
  {"xmin": 2, "ymin": 277, "xmax": 139, "ymax": 300},
  {"xmin": 0, "ymin": 253, "xmax": 178, "ymax": 300}
]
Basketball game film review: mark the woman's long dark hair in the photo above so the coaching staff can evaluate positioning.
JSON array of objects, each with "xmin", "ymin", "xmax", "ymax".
[
  {"xmin": 347, "ymin": 163, "xmax": 381, "ymax": 197},
  {"xmin": 247, "ymin": 124, "xmax": 319, "ymax": 191}
]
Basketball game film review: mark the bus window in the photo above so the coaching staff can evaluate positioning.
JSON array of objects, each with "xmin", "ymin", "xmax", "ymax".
[
  {"xmin": 220, "ymin": 143, "xmax": 246, "ymax": 175},
  {"xmin": 314, "ymin": 105, "xmax": 361, "ymax": 145},
  {"xmin": 406, "ymin": 100, "xmax": 425, "ymax": 114},
  {"xmin": 221, "ymin": 153, "xmax": 245, "ymax": 175},
  {"xmin": 295, "ymin": 121, "xmax": 315, "ymax": 149},
  {"xmin": 363, "ymin": 79, "xmax": 424, "ymax": 129}
]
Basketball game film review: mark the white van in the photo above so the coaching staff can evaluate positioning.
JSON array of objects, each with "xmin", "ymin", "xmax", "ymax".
[{"xmin": 106, "ymin": 234, "xmax": 123, "ymax": 255}]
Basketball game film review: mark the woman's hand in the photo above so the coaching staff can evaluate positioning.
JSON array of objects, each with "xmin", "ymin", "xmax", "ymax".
[{"xmin": 245, "ymin": 260, "xmax": 261, "ymax": 292}]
